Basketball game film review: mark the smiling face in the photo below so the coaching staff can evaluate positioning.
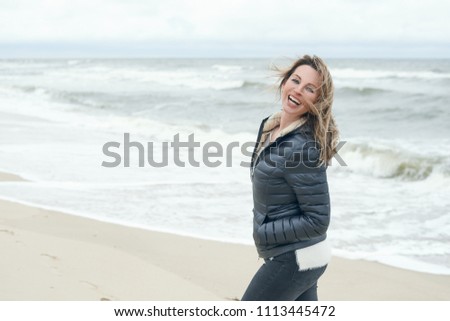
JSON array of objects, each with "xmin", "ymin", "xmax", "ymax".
[{"xmin": 281, "ymin": 64, "xmax": 321, "ymax": 118}]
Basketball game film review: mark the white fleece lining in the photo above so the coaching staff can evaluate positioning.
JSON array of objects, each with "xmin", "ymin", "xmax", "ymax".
[
  {"xmin": 294, "ymin": 239, "xmax": 331, "ymax": 271},
  {"xmin": 254, "ymin": 111, "xmax": 307, "ymax": 160}
]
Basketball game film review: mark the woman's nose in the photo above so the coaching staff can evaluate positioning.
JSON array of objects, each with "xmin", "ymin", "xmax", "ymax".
[{"xmin": 294, "ymin": 85, "xmax": 304, "ymax": 95}]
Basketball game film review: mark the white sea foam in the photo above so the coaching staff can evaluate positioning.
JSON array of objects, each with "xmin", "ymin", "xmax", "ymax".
[
  {"xmin": 45, "ymin": 64, "xmax": 247, "ymax": 90},
  {"xmin": 331, "ymin": 249, "xmax": 450, "ymax": 275},
  {"xmin": 211, "ymin": 64, "xmax": 243, "ymax": 72},
  {"xmin": 332, "ymin": 68, "xmax": 450, "ymax": 80}
]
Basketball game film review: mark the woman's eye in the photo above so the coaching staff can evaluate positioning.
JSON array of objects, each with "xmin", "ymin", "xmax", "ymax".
[
  {"xmin": 306, "ymin": 87, "xmax": 314, "ymax": 93},
  {"xmin": 291, "ymin": 78, "xmax": 299, "ymax": 84}
]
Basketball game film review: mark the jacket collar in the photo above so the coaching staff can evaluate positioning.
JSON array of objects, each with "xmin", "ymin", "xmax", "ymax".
[
  {"xmin": 253, "ymin": 112, "xmax": 309, "ymax": 163},
  {"xmin": 261, "ymin": 111, "xmax": 309, "ymax": 139},
  {"xmin": 250, "ymin": 112, "xmax": 311, "ymax": 176}
]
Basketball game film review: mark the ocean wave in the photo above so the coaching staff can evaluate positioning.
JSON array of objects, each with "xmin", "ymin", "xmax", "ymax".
[
  {"xmin": 54, "ymin": 91, "xmax": 112, "ymax": 110},
  {"xmin": 336, "ymin": 86, "xmax": 392, "ymax": 96},
  {"xmin": 9, "ymin": 85, "xmax": 112, "ymax": 110},
  {"xmin": 211, "ymin": 64, "xmax": 243, "ymax": 72},
  {"xmin": 221, "ymin": 80, "xmax": 269, "ymax": 90},
  {"xmin": 242, "ymin": 80, "xmax": 270, "ymax": 89},
  {"xmin": 332, "ymin": 68, "xmax": 450, "ymax": 80},
  {"xmin": 1, "ymin": 83, "xmax": 255, "ymax": 144},
  {"xmin": 10, "ymin": 85, "xmax": 51, "ymax": 98},
  {"xmin": 12, "ymin": 78, "xmax": 270, "ymax": 94},
  {"xmin": 336, "ymin": 140, "xmax": 449, "ymax": 181},
  {"xmin": 43, "ymin": 65, "xmax": 248, "ymax": 91},
  {"xmin": 67, "ymin": 60, "xmax": 81, "ymax": 66}
]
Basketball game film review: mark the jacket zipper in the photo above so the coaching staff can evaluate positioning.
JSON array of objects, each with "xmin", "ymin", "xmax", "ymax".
[
  {"xmin": 250, "ymin": 117, "xmax": 269, "ymax": 179},
  {"xmin": 251, "ymin": 139, "xmax": 275, "ymax": 178},
  {"xmin": 251, "ymin": 132, "xmax": 296, "ymax": 178},
  {"xmin": 250, "ymin": 115, "xmax": 306, "ymax": 179}
]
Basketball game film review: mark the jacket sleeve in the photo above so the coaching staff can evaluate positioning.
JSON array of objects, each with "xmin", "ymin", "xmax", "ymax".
[{"xmin": 255, "ymin": 142, "xmax": 330, "ymax": 246}]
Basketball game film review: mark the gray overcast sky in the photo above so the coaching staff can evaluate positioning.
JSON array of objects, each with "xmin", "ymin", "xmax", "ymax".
[{"xmin": 1, "ymin": 0, "xmax": 449, "ymax": 58}]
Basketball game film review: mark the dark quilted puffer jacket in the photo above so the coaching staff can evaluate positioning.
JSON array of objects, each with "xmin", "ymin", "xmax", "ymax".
[{"xmin": 250, "ymin": 114, "xmax": 330, "ymax": 259}]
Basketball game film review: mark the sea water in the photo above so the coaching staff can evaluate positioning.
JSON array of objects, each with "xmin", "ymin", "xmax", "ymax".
[{"xmin": 0, "ymin": 58, "xmax": 449, "ymax": 275}]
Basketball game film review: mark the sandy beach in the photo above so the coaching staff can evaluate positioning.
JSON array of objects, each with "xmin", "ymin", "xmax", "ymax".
[{"xmin": 1, "ymin": 171, "xmax": 449, "ymax": 301}]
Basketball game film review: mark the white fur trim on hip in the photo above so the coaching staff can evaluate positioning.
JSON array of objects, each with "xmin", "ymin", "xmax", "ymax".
[{"xmin": 294, "ymin": 239, "xmax": 331, "ymax": 271}]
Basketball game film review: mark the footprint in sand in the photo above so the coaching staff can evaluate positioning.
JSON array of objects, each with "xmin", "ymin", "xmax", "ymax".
[
  {"xmin": 79, "ymin": 280, "xmax": 99, "ymax": 290},
  {"xmin": 41, "ymin": 253, "xmax": 59, "ymax": 261},
  {"xmin": 40, "ymin": 253, "xmax": 61, "ymax": 275},
  {"xmin": 0, "ymin": 229, "xmax": 15, "ymax": 236},
  {"xmin": 79, "ymin": 281, "xmax": 116, "ymax": 301}
]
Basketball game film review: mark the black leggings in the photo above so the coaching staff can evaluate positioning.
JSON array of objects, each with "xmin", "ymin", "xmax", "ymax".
[{"xmin": 241, "ymin": 251, "xmax": 327, "ymax": 301}]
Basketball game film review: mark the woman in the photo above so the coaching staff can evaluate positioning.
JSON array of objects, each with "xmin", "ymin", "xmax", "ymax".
[{"xmin": 242, "ymin": 55, "xmax": 339, "ymax": 301}]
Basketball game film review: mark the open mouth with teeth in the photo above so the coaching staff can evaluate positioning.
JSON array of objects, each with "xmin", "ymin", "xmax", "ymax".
[{"xmin": 288, "ymin": 95, "xmax": 301, "ymax": 106}]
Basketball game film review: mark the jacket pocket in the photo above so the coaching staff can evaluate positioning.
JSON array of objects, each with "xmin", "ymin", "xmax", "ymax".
[{"xmin": 253, "ymin": 209, "xmax": 266, "ymax": 225}]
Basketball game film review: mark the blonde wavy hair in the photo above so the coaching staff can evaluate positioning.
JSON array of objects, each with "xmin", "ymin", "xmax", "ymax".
[{"xmin": 275, "ymin": 55, "xmax": 339, "ymax": 166}]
